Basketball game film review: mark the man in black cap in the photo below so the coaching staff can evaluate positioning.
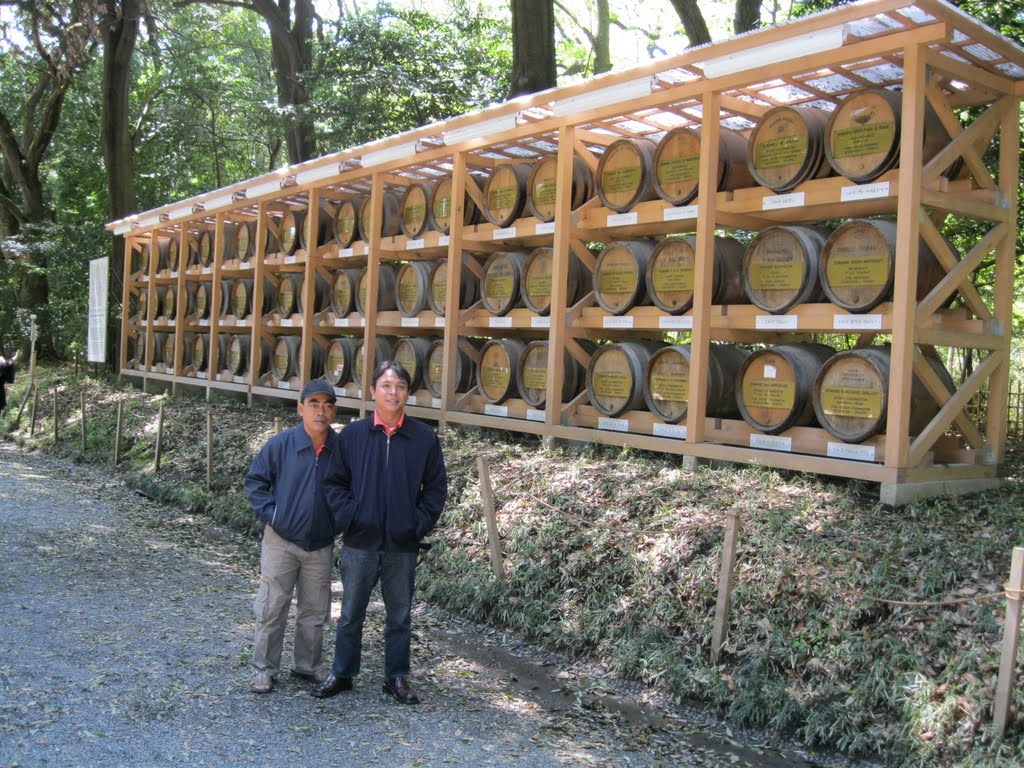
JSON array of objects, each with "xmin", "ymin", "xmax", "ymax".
[{"xmin": 244, "ymin": 379, "xmax": 345, "ymax": 694}]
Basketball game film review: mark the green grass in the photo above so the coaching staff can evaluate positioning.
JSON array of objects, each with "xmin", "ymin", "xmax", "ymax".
[{"xmin": 4, "ymin": 362, "xmax": 1024, "ymax": 766}]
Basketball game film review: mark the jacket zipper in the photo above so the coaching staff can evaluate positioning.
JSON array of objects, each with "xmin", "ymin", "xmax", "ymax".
[{"xmin": 386, "ymin": 433, "xmax": 391, "ymax": 467}]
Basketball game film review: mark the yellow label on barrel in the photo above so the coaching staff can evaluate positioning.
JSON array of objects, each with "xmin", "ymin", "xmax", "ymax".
[
  {"xmin": 357, "ymin": 282, "xmax": 367, "ymax": 311},
  {"xmin": 275, "ymin": 345, "xmax": 289, "ymax": 375},
  {"xmin": 195, "ymin": 286, "xmax": 207, "ymax": 317},
  {"xmin": 832, "ymin": 122, "xmax": 894, "ymax": 159},
  {"xmin": 522, "ymin": 366, "xmax": 547, "ymax": 390},
  {"xmin": 395, "ymin": 348, "xmax": 417, "ymax": 379},
  {"xmin": 164, "ymin": 289, "xmax": 176, "ymax": 317},
  {"xmin": 235, "ymin": 227, "xmax": 249, "ymax": 257},
  {"xmin": 429, "ymin": 359, "xmax": 443, "ymax": 384},
  {"xmin": 403, "ymin": 203, "xmax": 426, "ymax": 229},
  {"xmin": 819, "ymin": 386, "xmax": 883, "ymax": 419},
  {"xmin": 168, "ymin": 241, "xmax": 179, "ymax": 270},
  {"xmin": 742, "ymin": 379, "xmax": 795, "ymax": 409},
  {"xmin": 749, "ymin": 258, "xmax": 804, "ymax": 291},
  {"xmin": 649, "ymin": 373, "xmax": 689, "ymax": 402},
  {"xmin": 431, "ymin": 276, "xmax": 446, "ymax": 305},
  {"xmin": 657, "ymin": 156, "xmax": 700, "ymax": 185},
  {"xmin": 484, "ymin": 274, "xmax": 514, "ymax": 301},
  {"xmin": 481, "ymin": 365, "xmax": 510, "ymax": 390},
  {"xmin": 826, "ymin": 253, "xmax": 888, "ymax": 288},
  {"xmin": 488, "ymin": 186, "xmax": 518, "ymax": 212},
  {"xmin": 533, "ymin": 180, "xmax": 556, "ymax": 206},
  {"xmin": 280, "ymin": 281, "xmax": 296, "ymax": 314},
  {"xmin": 601, "ymin": 166, "xmax": 642, "ymax": 194},
  {"xmin": 599, "ymin": 268, "xmax": 638, "ymax": 295},
  {"xmin": 327, "ymin": 347, "xmax": 346, "ymax": 377},
  {"xmin": 593, "ymin": 371, "xmax": 632, "ymax": 398},
  {"xmin": 526, "ymin": 272, "xmax": 552, "ymax": 301},
  {"xmin": 651, "ymin": 260, "xmax": 693, "ymax": 293},
  {"xmin": 193, "ymin": 339, "xmax": 205, "ymax": 368},
  {"xmin": 229, "ymin": 342, "xmax": 242, "ymax": 372},
  {"xmin": 334, "ymin": 280, "xmax": 352, "ymax": 311},
  {"xmin": 337, "ymin": 212, "xmax": 355, "ymax": 239},
  {"xmin": 398, "ymin": 278, "xmax": 420, "ymax": 304},
  {"xmin": 433, "ymin": 195, "xmax": 451, "ymax": 222},
  {"xmin": 354, "ymin": 349, "xmax": 365, "ymax": 379},
  {"xmin": 754, "ymin": 135, "xmax": 808, "ymax": 169},
  {"xmin": 233, "ymin": 283, "xmax": 247, "ymax": 316}
]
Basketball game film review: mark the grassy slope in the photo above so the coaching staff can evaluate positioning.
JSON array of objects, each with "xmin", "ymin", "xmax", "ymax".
[{"xmin": 3, "ymin": 363, "xmax": 1023, "ymax": 767}]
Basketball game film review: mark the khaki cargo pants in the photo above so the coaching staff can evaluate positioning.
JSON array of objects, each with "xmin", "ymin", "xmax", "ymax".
[{"xmin": 252, "ymin": 525, "xmax": 333, "ymax": 678}]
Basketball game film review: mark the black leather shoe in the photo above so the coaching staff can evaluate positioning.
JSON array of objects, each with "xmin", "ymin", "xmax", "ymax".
[
  {"xmin": 383, "ymin": 676, "xmax": 420, "ymax": 705},
  {"xmin": 311, "ymin": 673, "xmax": 352, "ymax": 699}
]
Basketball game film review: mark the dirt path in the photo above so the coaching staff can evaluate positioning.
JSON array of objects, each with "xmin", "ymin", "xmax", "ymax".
[{"xmin": 0, "ymin": 444, "xmax": 857, "ymax": 767}]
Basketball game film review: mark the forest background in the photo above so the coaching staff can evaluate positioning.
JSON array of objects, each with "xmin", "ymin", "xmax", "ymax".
[{"xmin": 0, "ymin": 0, "xmax": 1020, "ymax": 364}]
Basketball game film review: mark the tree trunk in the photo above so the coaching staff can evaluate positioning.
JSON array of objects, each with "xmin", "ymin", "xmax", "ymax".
[
  {"xmin": 101, "ymin": 0, "xmax": 141, "ymax": 370},
  {"xmin": 259, "ymin": 0, "xmax": 317, "ymax": 163},
  {"xmin": 509, "ymin": 0, "xmax": 557, "ymax": 97},
  {"xmin": 667, "ymin": 0, "xmax": 712, "ymax": 47},
  {"xmin": 593, "ymin": 0, "xmax": 611, "ymax": 74},
  {"xmin": 734, "ymin": 0, "xmax": 761, "ymax": 34}
]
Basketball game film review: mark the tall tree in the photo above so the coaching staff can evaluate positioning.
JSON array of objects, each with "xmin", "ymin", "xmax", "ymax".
[
  {"xmin": 188, "ymin": 0, "xmax": 318, "ymax": 164},
  {"xmin": 509, "ymin": 0, "xmax": 557, "ymax": 97},
  {"xmin": 0, "ymin": 1, "xmax": 96, "ymax": 354}
]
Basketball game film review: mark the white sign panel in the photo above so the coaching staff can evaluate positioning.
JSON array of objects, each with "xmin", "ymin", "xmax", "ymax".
[{"xmin": 88, "ymin": 257, "xmax": 109, "ymax": 363}]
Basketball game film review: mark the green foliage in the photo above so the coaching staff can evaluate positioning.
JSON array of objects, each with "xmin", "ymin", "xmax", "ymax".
[{"xmin": 312, "ymin": 2, "xmax": 513, "ymax": 149}]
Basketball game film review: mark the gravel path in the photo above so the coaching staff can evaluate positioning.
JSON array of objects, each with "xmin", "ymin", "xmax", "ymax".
[{"xmin": 0, "ymin": 444, "xmax": 867, "ymax": 768}]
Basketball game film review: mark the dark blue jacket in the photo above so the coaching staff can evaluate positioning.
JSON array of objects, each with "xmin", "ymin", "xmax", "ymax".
[
  {"xmin": 245, "ymin": 424, "xmax": 344, "ymax": 551},
  {"xmin": 334, "ymin": 414, "xmax": 447, "ymax": 553}
]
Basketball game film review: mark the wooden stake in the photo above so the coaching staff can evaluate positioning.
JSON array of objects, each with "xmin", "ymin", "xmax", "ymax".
[
  {"xmin": 477, "ymin": 456, "xmax": 506, "ymax": 582},
  {"xmin": 114, "ymin": 399, "xmax": 124, "ymax": 465},
  {"xmin": 154, "ymin": 401, "xmax": 165, "ymax": 473},
  {"xmin": 274, "ymin": 416, "xmax": 283, "ymax": 433},
  {"xmin": 994, "ymin": 546, "xmax": 1024, "ymax": 736},
  {"xmin": 28, "ymin": 385, "xmax": 39, "ymax": 436},
  {"xmin": 712, "ymin": 509, "xmax": 742, "ymax": 663},
  {"xmin": 52, "ymin": 387, "xmax": 58, "ymax": 444},
  {"xmin": 80, "ymin": 390, "xmax": 87, "ymax": 453},
  {"xmin": 206, "ymin": 409, "xmax": 213, "ymax": 490}
]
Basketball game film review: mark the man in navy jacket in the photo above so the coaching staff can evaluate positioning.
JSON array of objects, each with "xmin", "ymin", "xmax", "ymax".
[
  {"xmin": 245, "ymin": 379, "xmax": 344, "ymax": 694},
  {"xmin": 313, "ymin": 360, "xmax": 447, "ymax": 705}
]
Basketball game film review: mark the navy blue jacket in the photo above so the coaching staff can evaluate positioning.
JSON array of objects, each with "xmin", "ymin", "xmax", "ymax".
[
  {"xmin": 245, "ymin": 424, "xmax": 345, "ymax": 551},
  {"xmin": 334, "ymin": 414, "xmax": 447, "ymax": 553}
]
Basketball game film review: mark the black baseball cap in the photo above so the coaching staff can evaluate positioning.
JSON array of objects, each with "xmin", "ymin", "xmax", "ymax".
[{"xmin": 299, "ymin": 380, "xmax": 337, "ymax": 402}]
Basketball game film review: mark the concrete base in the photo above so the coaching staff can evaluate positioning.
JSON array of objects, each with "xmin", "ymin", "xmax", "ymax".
[{"xmin": 880, "ymin": 477, "xmax": 1006, "ymax": 506}]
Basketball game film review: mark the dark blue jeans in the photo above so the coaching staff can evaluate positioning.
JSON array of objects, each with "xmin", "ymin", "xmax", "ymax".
[{"xmin": 330, "ymin": 545, "xmax": 418, "ymax": 679}]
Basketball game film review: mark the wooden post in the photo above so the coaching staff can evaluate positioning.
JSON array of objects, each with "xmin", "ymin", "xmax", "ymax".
[
  {"xmin": 29, "ymin": 385, "xmax": 39, "ymax": 436},
  {"xmin": 206, "ymin": 409, "xmax": 213, "ymax": 490},
  {"xmin": 52, "ymin": 387, "xmax": 58, "ymax": 444},
  {"xmin": 477, "ymin": 456, "xmax": 506, "ymax": 582},
  {"xmin": 114, "ymin": 399, "xmax": 124, "ymax": 465},
  {"xmin": 154, "ymin": 401, "xmax": 165, "ymax": 473},
  {"xmin": 711, "ymin": 509, "xmax": 742, "ymax": 663},
  {"xmin": 994, "ymin": 546, "xmax": 1024, "ymax": 736},
  {"xmin": 80, "ymin": 390, "xmax": 87, "ymax": 453},
  {"xmin": 274, "ymin": 416, "xmax": 283, "ymax": 433}
]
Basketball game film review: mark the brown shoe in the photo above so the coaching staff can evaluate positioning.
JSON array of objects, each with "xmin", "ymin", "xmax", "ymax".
[
  {"xmin": 383, "ymin": 676, "xmax": 420, "ymax": 705},
  {"xmin": 311, "ymin": 673, "xmax": 352, "ymax": 699},
  {"xmin": 250, "ymin": 670, "xmax": 274, "ymax": 694}
]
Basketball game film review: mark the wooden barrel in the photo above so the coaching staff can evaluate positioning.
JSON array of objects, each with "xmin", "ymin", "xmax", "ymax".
[
  {"xmin": 425, "ymin": 337, "xmax": 477, "ymax": 398},
  {"xmin": 277, "ymin": 210, "xmax": 304, "ymax": 255},
  {"xmin": 526, "ymin": 155, "xmax": 594, "ymax": 221},
  {"xmin": 743, "ymin": 226, "xmax": 829, "ymax": 314},
  {"xmin": 331, "ymin": 268, "xmax": 361, "ymax": 316},
  {"xmin": 230, "ymin": 278, "xmax": 276, "ymax": 320},
  {"xmin": 516, "ymin": 340, "xmax": 585, "ymax": 409},
  {"xmin": 736, "ymin": 342, "xmax": 836, "ymax": 434},
  {"xmin": 399, "ymin": 183, "xmax": 432, "ymax": 238},
  {"xmin": 272, "ymin": 336, "xmax": 300, "ymax": 380},
  {"xmin": 594, "ymin": 240, "xmax": 656, "ymax": 315},
  {"xmin": 813, "ymin": 346, "xmax": 955, "ymax": 443},
  {"xmin": 818, "ymin": 219, "xmax": 947, "ymax": 313},
  {"xmin": 352, "ymin": 336, "xmax": 394, "ymax": 386},
  {"xmin": 161, "ymin": 286, "xmax": 177, "ymax": 320},
  {"xmin": 150, "ymin": 332, "xmax": 167, "ymax": 366},
  {"xmin": 483, "ymin": 163, "xmax": 532, "ymax": 227},
  {"xmin": 139, "ymin": 287, "xmax": 159, "ymax": 320},
  {"xmin": 596, "ymin": 137, "xmax": 659, "ymax": 213},
  {"xmin": 825, "ymin": 88, "xmax": 961, "ymax": 183},
  {"xmin": 480, "ymin": 251, "xmax": 530, "ymax": 316},
  {"xmin": 356, "ymin": 263, "xmax": 398, "ymax": 315},
  {"xmin": 159, "ymin": 237, "xmax": 181, "ymax": 272},
  {"xmin": 521, "ymin": 247, "xmax": 593, "ymax": 316},
  {"xmin": 276, "ymin": 274, "xmax": 302, "ymax": 316},
  {"xmin": 643, "ymin": 343, "xmax": 749, "ymax": 424},
  {"xmin": 646, "ymin": 235, "xmax": 746, "ymax": 314},
  {"xmin": 191, "ymin": 334, "xmax": 209, "ymax": 372},
  {"xmin": 300, "ymin": 339, "xmax": 326, "ymax": 379},
  {"xmin": 197, "ymin": 230, "xmax": 214, "ymax": 267},
  {"xmin": 477, "ymin": 338, "xmax": 526, "ymax": 404},
  {"xmin": 298, "ymin": 273, "xmax": 331, "ymax": 314},
  {"xmin": 653, "ymin": 126, "xmax": 755, "ymax": 205},
  {"xmin": 427, "ymin": 258, "xmax": 479, "ymax": 316},
  {"xmin": 226, "ymin": 335, "xmax": 271, "ymax": 377},
  {"xmin": 298, "ymin": 205, "xmax": 334, "ymax": 251},
  {"xmin": 393, "ymin": 336, "xmax": 432, "ymax": 391},
  {"xmin": 360, "ymin": 191, "xmax": 401, "ymax": 239},
  {"xmin": 192, "ymin": 283, "xmax": 209, "ymax": 320},
  {"xmin": 586, "ymin": 341, "xmax": 663, "ymax": 417},
  {"xmin": 325, "ymin": 336, "xmax": 358, "ymax": 386},
  {"xmin": 334, "ymin": 199, "xmax": 362, "ymax": 247},
  {"xmin": 428, "ymin": 173, "xmax": 485, "ymax": 234},
  {"xmin": 262, "ymin": 220, "xmax": 281, "ymax": 255},
  {"xmin": 159, "ymin": 333, "xmax": 176, "ymax": 368},
  {"xmin": 396, "ymin": 261, "xmax": 433, "ymax": 317},
  {"xmin": 235, "ymin": 221, "xmax": 255, "ymax": 260},
  {"xmin": 748, "ymin": 106, "xmax": 833, "ymax": 193}
]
